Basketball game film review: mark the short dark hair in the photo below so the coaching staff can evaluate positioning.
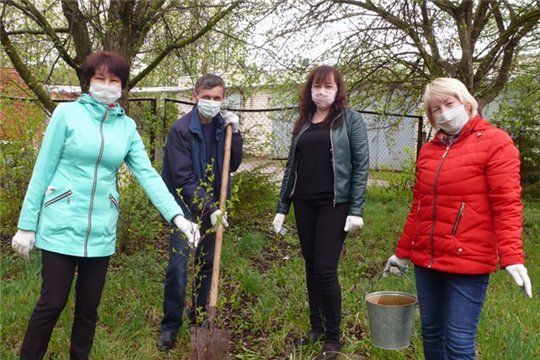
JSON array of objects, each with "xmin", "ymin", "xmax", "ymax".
[
  {"xmin": 194, "ymin": 74, "xmax": 225, "ymax": 95},
  {"xmin": 82, "ymin": 51, "xmax": 130, "ymax": 89}
]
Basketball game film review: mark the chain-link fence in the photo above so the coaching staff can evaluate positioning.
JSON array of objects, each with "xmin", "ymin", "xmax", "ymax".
[
  {"xmin": 163, "ymin": 98, "xmax": 425, "ymax": 182},
  {"xmin": 1, "ymin": 95, "xmax": 425, "ymax": 180}
]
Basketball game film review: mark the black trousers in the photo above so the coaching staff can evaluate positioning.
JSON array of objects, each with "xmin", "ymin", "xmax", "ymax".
[
  {"xmin": 20, "ymin": 250, "xmax": 110, "ymax": 360},
  {"xmin": 293, "ymin": 198, "xmax": 349, "ymax": 344}
]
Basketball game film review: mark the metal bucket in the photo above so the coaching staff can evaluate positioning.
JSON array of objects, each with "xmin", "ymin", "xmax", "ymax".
[{"xmin": 365, "ymin": 290, "xmax": 417, "ymax": 349}]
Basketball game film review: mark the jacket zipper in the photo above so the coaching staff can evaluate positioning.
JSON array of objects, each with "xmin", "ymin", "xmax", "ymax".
[
  {"xmin": 415, "ymin": 201, "xmax": 421, "ymax": 234},
  {"xmin": 451, "ymin": 202, "xmax": 466, "ymax": 237},
  {"xmin": 428, "ymin": 145, "xmax": 451, "ymax": 268},
  {"xmin": 44, "ymin": 190, "xmax": 72, "ymax": 207},
  {"xmin": 84, "ymin": 109, "xmax": 109, "ymax": 257},
  {"xmin": 284, "ymin": 122, "xmax": 311, "ymax": 201},
  {"xmin": 329, "ymin": 115, "xmax": 340, "ymax": 207},
  {"xmin": 109, "ymin": 194, "xmax": 120, "ymax": 212}
]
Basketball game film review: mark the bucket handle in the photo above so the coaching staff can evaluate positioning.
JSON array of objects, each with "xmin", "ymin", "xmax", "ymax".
[{"xmin": 367, "ymin": 270, "xmax": 416, "ymax": 296}]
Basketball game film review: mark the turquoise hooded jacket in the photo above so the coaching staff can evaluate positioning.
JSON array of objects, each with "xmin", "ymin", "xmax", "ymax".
[{"xmin": 17, "ymin": 94, "xmax": 183, "ymax": 257}]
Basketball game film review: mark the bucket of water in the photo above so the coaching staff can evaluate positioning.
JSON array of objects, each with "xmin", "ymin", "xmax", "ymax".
[{"xmin": 365, "ymin": 279, "xmax": 417, "ymax": 349}]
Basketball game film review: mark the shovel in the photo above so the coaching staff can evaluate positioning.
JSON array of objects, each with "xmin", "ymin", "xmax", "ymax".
[{"xmin": 189, "ymin": 124, "xmax": 233, "ymax": 360}]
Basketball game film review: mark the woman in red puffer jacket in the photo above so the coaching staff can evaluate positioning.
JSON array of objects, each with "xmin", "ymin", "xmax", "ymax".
[{"xmin": 384, "ymin": 78, "xmax": 532, "ymax": 360}]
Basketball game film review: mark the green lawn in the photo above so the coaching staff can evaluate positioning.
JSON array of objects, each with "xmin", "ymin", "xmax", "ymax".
[{"xmin": 1, "ymin": 185, "xmax": 539, "ymax": 359}]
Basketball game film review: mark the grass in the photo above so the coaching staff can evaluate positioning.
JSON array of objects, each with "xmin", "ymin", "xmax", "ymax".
[{"xmin": 1, "ymin": 184, "xmax": 539, "ymax": 359}]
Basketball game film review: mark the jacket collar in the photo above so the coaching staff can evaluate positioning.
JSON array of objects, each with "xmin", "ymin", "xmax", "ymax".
[
  {"xmin": 189, "ymin": 104, "xmax": 225, "ymax": 137},
  {"xmin": 78, "ymin": 93, "xmax": 125, "ymax": 120},
  {"xmin": 435, "ymin": 115, "xmax": 491, "ymax": 144}
]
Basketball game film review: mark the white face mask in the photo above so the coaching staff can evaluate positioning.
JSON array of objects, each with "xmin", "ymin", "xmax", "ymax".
[
  {"xmin": 196, "ymin": 94, "xmax": 222, "ymax": 120},
  {"xmin": 89, "ymin": 82, "xmax": 122, "ymax": 105},
  {"xmin": 435, "ymin": 105, "xmax": 470, "ymax": 135},
  {"xmin": 311, "ymin": 88, "xmax": 337, "ymax": 108}
]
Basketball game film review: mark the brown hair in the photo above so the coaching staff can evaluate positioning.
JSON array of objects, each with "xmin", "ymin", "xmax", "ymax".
[
  {"xmin": 82, "ymin": 51, "xmax": 130, "ymax": 89},
  {"xmin": 292, "ymin": 65, "xmax": 347, "ymax": 134},
  {"xmin": 194, "ymin": 74, "xmax": 225, "ymax": 95}
]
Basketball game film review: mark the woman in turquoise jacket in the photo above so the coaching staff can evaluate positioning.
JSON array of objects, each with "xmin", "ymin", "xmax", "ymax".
[
  {"xmin": 272, "ymin": 65, "xmax": 369, "ymax": 359},
  {"xmin": 11, "ymin": 51, "xmax": 199, "ymax": 360}
]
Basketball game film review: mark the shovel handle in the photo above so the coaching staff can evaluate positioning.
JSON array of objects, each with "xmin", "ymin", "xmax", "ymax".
[{"xmin": 209, "ymin": 124, "xmax": 233, "ymax": 309}]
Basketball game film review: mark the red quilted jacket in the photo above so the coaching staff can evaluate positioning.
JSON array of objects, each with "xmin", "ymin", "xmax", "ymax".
[{"xmin": 395, "ymin": 116, "xmax": 524, "ymax": 274}]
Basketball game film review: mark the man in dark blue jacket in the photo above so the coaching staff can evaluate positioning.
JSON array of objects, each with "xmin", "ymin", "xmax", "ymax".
[{"xmin": 158, "ymin": 74, "xmax": 243, "ymax": 350}]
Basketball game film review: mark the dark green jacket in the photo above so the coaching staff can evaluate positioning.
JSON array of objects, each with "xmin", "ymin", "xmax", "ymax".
[{"xmin": 276, "ymin": 108, "xmax": 369, "ymax": 216}]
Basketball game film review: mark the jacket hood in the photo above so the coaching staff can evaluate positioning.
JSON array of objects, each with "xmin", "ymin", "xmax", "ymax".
[{"xmin": 78, "ymin": 93, "xmax": 125, "ymax": 119}]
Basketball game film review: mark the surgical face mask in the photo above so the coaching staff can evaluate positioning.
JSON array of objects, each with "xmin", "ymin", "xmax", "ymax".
[
  {"xmin": 89, "ymin": 82, "xmax": 122, "ymax": 105},
  {"xmin": 311, "ymin": 88, "xmax": 337, "ymax": 108},
  {"xmin": 435, "ymin": 105, "xmax": 470, "ymax": 135},
  {"xmin": 196, "ymin": 94, "xmax": 222, "ymax": 120}
]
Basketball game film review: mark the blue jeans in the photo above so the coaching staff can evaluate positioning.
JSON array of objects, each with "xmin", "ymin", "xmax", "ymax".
[
  {"xmin": 161, "ymin": 216, "xmax": 215, "ymax": 332},
  {"xmin": 414, "ymin": 266, "xmax": 490, "ymax": 360}
]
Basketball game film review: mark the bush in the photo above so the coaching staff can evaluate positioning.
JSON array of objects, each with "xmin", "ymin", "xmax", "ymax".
[
  {"xmin": 230, "ymin": 166, "xmax": 280, "ymax": 229},
  {"xmin": 115, "ymin": 168, "xmax": 167, "ymax": 254},
  {"xmin": 377, "ymin": 147, "xmax": 417, "ymax": 192},
  {"xmin": 0, "ymin": 97, "xmax": 44, "ymax": 238}
]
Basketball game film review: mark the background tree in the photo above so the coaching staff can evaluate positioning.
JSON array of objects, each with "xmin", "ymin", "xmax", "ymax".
[
  {"xmin": 491, "ymin": 54, "xmax": 540, "ymax": 197},
  {"xmin": 0, "ymin": 0, "xmax": 245, "ymax": 114},
  {"xmin": 258, "ymin": 0, "xmax": 540, "ymax": 114}
]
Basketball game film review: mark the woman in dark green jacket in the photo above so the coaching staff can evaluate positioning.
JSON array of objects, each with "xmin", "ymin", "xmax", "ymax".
[{"xmin": 273, "ymin": 65, "xmax": 369, "ymax": 359}]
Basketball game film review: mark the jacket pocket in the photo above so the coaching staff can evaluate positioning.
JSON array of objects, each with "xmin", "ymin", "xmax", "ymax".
[
  {"xmin": 451, "ymin": 203, "xmax": 466, "ymax": 237},
  {"xmin": 109, "ymin": 194, "xmax": 120, "ymax": 212},
  {"xmin": 44, "ymin": 190, "xmax": 73, "ymax": 207},
  {"xmin": 39, "ymin": 187, "xmax": 74, "ymax": 237},
  {"xmin": 105, "ymin": 192, "xmax": 120, "ymax": 236}
]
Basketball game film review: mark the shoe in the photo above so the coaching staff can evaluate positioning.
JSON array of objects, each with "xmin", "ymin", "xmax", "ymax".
[
  {"xmin": 157, "ymin": 330, "xmax": 177, "ymax": 350},
  {"xmin": 294, "ymin": 331, "xmax": 325, "ymax": 348},
  {"xmin": 315, "ymin": 342, "xmax": 342, "ymax": 360},
  {"xmin": 188, "ymin": 314, "xmax": 209, "ymax": 328}
]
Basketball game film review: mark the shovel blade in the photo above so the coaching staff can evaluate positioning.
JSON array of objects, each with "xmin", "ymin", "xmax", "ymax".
[{"xmin": 189, "ymin": 327, "xmax": 229, "ymax": 360}]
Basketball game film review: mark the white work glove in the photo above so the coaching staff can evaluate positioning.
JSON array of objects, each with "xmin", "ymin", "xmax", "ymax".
[
  {"xmin": 210, "ymin": 209, "xmax": 229, "ymax": 228},
  {"xmin": 506, "ymin": 264, "xmax": 532, "ymax": 298},
  {"xmin": 383, "ymin": 255, "xmax": 409, "ymax": 277},
  {"xmin": 344, "ymin": 215, "xmax": 364, "ymax": 231},
  {"xmin": 222, "ymin": 111, "xmax": 240, "ymax": 133},
  {"xmin": 12, "ymin": 229, "xmax": 36, "ymax": 260},
  {"xmin": 173, "ymin": 216, "xmax": 201, "ymax": 249},
  {"xmin": 272, "ymin": 213, "xmax": 285, "ymax": 234}
]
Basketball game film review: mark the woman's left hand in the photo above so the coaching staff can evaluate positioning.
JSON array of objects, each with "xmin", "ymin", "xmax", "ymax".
[
  {"xmin": 506, "ymin": 264, "xmax": 532, "ymax": 298},
  {"xmin": 344, "ymin": 215, "xmax": 364, "ymax": 232}
]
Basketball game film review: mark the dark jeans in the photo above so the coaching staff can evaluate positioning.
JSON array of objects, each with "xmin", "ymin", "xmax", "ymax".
[
  {"xmin": 414, "ymin": 266, "xmax": 490, "ymax": 360},
  {"xmin": 20, "ymin": 250, "xmax": 110, "ymax": 360},
  {"xmin": 293, "ymin": 198, "xmax": 349, "ymax": 344},
  {"xmin": 161, "ymin": 215, "xmax": 215, "ymax": 332}
]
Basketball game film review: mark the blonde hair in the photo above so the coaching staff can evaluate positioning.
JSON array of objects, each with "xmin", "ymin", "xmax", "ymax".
[{"xmin": 423, "ymin": 78, "xmax": 478, "ymax": 127}]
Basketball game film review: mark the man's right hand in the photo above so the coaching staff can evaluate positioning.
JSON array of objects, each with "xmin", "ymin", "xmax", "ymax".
[{"xmin": 210, "ymin": 209, "xmax": 229, "ymax": 228}]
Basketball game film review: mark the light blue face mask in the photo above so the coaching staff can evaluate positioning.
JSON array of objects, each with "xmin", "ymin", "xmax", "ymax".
[
  {"xmin": 89, "ymin": 82, "xmax": 122, "ymax": 105},
  {"xmin": 196, "ymin": 94, "xmax": 222, "ymax": 120}
]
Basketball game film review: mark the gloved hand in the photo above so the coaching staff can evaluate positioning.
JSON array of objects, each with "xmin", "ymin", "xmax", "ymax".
[
  {"xmin": 344, "ymin": 215, "xmax": 364, "ymax": 231},
  {"xmin": 223, "ymin": 111, "xmax": 240, "ymax": 133},
  {"xmin": 173, "ymin": 216, "xmax": 201, "ymax": 249},
  {"xmin": 210, "ymin": 209, "xmax": 229, "ymax": 228},
  {"xmin": 383, "ymin": 255, "xmax": 409, "ymax": 277},
  {"xmin": 272, "ymin": 213, "xmax": 285, "ymax": 234},
  {"xmin": 506, "ymin": 264, "xmax": 532, "ymax": 298},
  {"xmin": 12, "ymin": 229, "xmax": 36, "ymax": 260}
]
